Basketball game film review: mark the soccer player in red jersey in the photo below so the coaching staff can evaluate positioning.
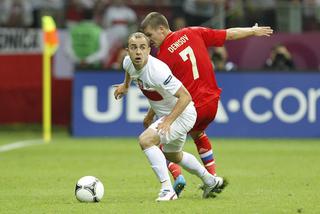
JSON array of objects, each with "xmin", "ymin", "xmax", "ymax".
[{"xmin": 141, "ymin": 12, "xmax": 273, "ymax": 197}]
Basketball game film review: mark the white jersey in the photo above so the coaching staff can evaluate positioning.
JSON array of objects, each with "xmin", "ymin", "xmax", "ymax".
[{"xmin": 123, "ymin": 55, "xmax": 195, "ymax": 118}]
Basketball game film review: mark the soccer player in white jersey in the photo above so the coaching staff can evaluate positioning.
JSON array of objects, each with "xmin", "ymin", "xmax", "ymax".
[{"xmin": 114, "ymin": 32, "xmax": 224, "ymax": 201}]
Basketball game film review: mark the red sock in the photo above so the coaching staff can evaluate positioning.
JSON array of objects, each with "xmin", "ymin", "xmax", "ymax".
[
  {"xmin": 194, "ymin": 134, "xmax": 216, "ymax": 175},
  {"xmin": 159, "ymin": 144, "xmax": 182, "ymax": 180},
  {"xmin": 167, "ymin": 162, "xmax": 181, "ymax": 180}
]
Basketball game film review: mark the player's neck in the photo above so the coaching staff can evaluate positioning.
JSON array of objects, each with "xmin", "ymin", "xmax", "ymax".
[
  {"xmin": 134, "ymin": 60, "xmax": 148, "ymax": 71},
  {"xmin": 164, "ymin": 29, "xmax": 172, "ymax": 37},
  {"xmin": 159, "ymin": 29, "xmax": 172, "ymax": 47}
]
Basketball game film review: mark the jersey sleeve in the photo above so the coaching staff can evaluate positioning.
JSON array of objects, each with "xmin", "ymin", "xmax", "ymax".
[
  {"xmin": 190, "ymin": 27, "xmax": 226, "ymax": 47},
  {"xmin": 151, "ymin": 63, "xmax": 182, "ymax": 96}
]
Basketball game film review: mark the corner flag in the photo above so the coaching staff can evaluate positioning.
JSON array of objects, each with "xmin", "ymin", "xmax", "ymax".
[
  {"xmin": 41, "ymin": 16, "xmax": 59, "ymax": 143},
  {"xmin": 42, "ymin": 16, "xmax": 59, "ymax": 55}
]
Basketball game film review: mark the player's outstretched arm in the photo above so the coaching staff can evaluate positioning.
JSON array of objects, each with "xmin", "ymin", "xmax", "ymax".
[
  {"xmin": 143, "ymin": 108, "xmax": 156, "ymax": 129},
  {"xmin": 113, "ymin": 71, "xmax": 131, "ymax": 100},
  {"xmin": 226, "ymin": 23, "xmax": 273, "ymax": 40}
]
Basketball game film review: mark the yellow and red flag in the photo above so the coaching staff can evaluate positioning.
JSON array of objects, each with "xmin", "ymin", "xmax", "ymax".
[{"xmin": 42, "ymin": 16, "xmax": 59, "ymax": 55}]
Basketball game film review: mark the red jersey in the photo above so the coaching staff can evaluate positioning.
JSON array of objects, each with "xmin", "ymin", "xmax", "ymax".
[{"xmin": 157, "ymin": 27, "xmax": 226, "ymax": 108}]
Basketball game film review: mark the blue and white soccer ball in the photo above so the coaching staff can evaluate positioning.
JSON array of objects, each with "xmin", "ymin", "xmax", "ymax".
[{"xmin": 75, "ymin": 176, "xmax": 104, "ymax": 202}]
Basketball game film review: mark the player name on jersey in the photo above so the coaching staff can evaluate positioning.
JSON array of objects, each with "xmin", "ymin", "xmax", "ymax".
[{"xmin": 167, "ymin": 34, "xmax": 189, "ymax": 53}]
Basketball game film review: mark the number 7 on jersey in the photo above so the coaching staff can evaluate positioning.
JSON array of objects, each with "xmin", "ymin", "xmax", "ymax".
[{"xmin": 179, "ymin": 46, "xmax": 199, "ymax": 80}]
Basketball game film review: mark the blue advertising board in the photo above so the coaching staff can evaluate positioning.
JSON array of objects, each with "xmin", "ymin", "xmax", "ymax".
[{"xmin": 72, "ymin": 72, "xmax": 320, "ymax": 138}]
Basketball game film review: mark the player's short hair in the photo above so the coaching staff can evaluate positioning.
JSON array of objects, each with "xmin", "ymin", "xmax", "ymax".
[
  {"xmin": 141, "ymin": 12, "xmax": 170, "ymax": 30},
  {"xmin": 127, "ymin": 32, "xmax": 150, "ymax": 47}
]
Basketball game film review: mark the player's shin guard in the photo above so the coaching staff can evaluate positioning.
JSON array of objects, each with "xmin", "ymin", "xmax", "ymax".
[{"xmin": 194, "ymin": 134, "xmax": 216, "ymax": 175}]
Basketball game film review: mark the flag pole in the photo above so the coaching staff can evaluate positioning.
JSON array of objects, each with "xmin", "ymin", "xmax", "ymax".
[
  {"xmin": 42, "ymin": 45, "xmax": 52, "ymax": 143},
  {"xmin": 41, "ymin": 16, "xmax": 59, "ymax": 143}
]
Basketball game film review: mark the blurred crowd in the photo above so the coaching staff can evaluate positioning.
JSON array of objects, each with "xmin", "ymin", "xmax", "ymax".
[
  {"xmin": 0, "ymin": 0, "xmax": 319, "ymax": 30},
  {"xmin": 0, "ymin": 0, "xmax": 319, "ymax": 71}
]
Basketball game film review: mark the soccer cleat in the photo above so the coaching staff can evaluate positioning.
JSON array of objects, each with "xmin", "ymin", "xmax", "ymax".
[
  {"xmin": 213, "ymin": 177, "xmax": 228, "ymax": 194},
  {"xmin": 173, "ymin": 175, "xmax": 186, "ymax": 197},
  {"xmin": 202, "ymin": 176, "xmax": 224, "ymax": 199},
  {"xmin": 199, "ymin": 177, "xmax": 229, "ymax": 193},
  {"xmin": 156, "ymin": 189, "xmax": 178, "ymax": 202}
]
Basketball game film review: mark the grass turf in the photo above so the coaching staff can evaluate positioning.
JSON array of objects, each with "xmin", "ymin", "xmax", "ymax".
[{"xmin": 0, "ymin": 130, "xmax": 319, "ymax": 214}]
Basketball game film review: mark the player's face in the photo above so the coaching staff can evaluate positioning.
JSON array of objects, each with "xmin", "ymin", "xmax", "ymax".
[
  {"xmin": 143, "ymin": 25, "xmax": 166, "ymax": 48},
  {"xmin": 127, "ymin": 37, "xmax": 151, "ymax": 70}
]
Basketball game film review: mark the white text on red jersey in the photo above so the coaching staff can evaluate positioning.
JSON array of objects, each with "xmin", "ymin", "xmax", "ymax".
[{"xmin": 167, "ymin": 35, "xmax": 189, "ymax": 53}]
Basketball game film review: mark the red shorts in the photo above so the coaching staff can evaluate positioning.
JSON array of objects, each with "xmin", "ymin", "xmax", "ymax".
[{"xmin": 190, "ymin": 97, "xmax": 219, "ymax": 132}]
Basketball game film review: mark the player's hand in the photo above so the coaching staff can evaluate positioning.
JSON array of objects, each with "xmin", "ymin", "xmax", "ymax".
[
  {"xmin": 113, "ymin": 83, "xmax": 128, "ymax": 100},
  {"xmin": 156, "ymin": 117, "xmax": 171, "ymax": 135},
  {"xmin": 252, "ymin": 23, "xmax": 273, "ymax": 37},
  {"xmin": 143, "ymin": 114, "xmax": 153, "ymax": 129}
]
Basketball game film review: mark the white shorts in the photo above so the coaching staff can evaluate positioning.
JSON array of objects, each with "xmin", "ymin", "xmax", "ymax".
[{"xmin": 149, "ymin": 108, "xmax": 196, "ymax": 152}]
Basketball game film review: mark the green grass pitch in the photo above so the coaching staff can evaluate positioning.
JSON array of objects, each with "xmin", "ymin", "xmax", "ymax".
[{"xmin": 0, "ymin": 129, "xmax": 319, "ymax": 214}]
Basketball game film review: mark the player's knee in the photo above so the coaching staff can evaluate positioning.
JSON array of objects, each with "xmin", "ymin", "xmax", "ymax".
[
  {"xmin": 138, "ymin": 130, "xmax": 159, "ymax": 150},
  {"xmin": 138, "ymin": 133, "xmax": 149, "ymax": 150}
]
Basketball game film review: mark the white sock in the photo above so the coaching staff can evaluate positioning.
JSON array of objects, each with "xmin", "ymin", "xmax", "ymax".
[
  {"xmin": 178, "ymin": 152, "xmax": 211, "ymax": 183},
  {"xmin": 143, "ymin": 146, "xmax": 173, "ymax": 191},
  {"xmin": 201, "ymin": 172, "xmax": 216, "ymax": 186}
]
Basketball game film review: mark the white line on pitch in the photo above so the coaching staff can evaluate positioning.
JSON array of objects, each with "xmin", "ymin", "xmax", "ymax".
[{"xmin": 0, "ymin": 139, "xmax": 44, "ymax": 153}]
